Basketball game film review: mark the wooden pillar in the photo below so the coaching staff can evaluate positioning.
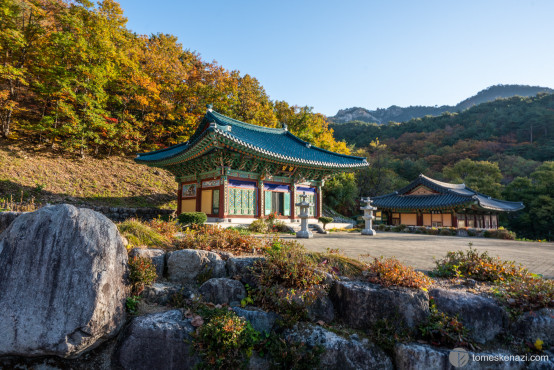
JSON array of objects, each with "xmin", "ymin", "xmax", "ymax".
[
  {"xmin": 218, "ymin": 176, "xmax": 226, "ymax": 219},
  {"xmin": 258, "ymin": 179, "xmax": 264, "ymax": 218},
  {"xmin": 452, "ymin": 211, "xmax": 458, "ymax": 228},
  {"xmin": 417, "ymin": 211, "xmax": 423, "ymax": 226},
  {"xmin": 177, "ymin": 182, "xmax": 182, "ymax": 215},
  {"xmin": 195, "ymin": 180, "xmax": 201, "ymax": 212},
  {"xmin": 316, "ymin": 185, "xmax": 322, "ymax": 219},
  {"xmin": 290, "ymin": 182, "xmax": 296, "ymax": 219}
]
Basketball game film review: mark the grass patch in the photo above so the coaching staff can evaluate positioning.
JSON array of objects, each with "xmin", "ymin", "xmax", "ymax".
[
  {"xmin": 307, "ymin": 248, "xmax": 365, "ymax": 278},
  {"xmin": 176, "ymin": 225, "xmax": 265, "ymax": 255},
  {"xmin": 118, "ymin": 218, "xmax": 171, "ymax": 248}
]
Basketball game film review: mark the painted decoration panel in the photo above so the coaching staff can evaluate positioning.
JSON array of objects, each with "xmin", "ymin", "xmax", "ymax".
[
  {"xmin": 182, "ymin": 184, "xmax": 196, "ymax": 198},
  {"xmin": 202, "ymin": 179, "xmax": 220, "ymax": 187}
]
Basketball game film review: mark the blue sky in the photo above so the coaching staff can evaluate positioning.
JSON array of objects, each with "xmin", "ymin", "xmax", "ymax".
[{"xmin": 117, "ymin": 0, "xmax": 554, "ymax": 116}]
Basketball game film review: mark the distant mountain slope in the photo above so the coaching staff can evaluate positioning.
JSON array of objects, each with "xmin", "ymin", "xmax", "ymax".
[{"xmin": 330, "ymin": 84, "xmax": 554, "ymax": 124}]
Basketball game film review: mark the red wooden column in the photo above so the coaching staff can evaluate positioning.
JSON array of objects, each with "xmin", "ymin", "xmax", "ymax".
[
  {"xmin": 290, "ymin": 183, "xmax": 296, "ymax": 220},
  {"xmin": 195, "ymin": 180, "xmax": 201, "ymax": 212},
  {"xmin": 417, "ymin": 211, "xmax": 423, "ymax": 226},
  {"xmin": 316, "ymin": 185, "xmax": 322, "ymax": 218},
  {"xmin": 452, "ymin": 211, "xmax": 458, "ymax": 228},
  {"xmin": 218, "ymin": 177, "xmax": 226, "ymax": 219},
  {"xmin": 176, "ymin": 182, "xmax": 183, "ymax": 215}
]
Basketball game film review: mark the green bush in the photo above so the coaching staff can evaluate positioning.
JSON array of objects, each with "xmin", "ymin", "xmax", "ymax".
[
  {"xmin": 318, "ymin": 216, "xmax": 334, "ymax": 230},
  {"xmin": 484, "ymin": 228, "xmax": 516, "ymax": 240},
  {"xmin": 439, "ymin": 228, "xmax": 455, "ymax": 236},
  {"xmin": 248, "ymin": 219, "xmax": 269, "ymax": 233},
  {"xmin": 193, "ymin": 311, "xmax": 260, "ymax": 369},
  {"xmin": 178, "ymin": 211, "xmax": 207, "ymax": 225}
]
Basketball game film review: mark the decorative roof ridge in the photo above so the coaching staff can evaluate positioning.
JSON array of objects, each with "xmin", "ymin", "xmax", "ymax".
[
  {"xmin": 208, "ymin": 111, "xmax": 286, "ymax": 134},
  {"xmin": 136, "ymin": 141, "xmax": 189, "ymax": 159},
  {"xmin": 472, "ymin": 192, "xmax": 525, "ymax": 206},
  {"xmin": 419, "ymin": 174, "xmax": 466, "ymax": 190}
]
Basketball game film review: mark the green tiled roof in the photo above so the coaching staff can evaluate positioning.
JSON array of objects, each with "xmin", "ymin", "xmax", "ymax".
[
  {"xmin": 135, "ymin": 109, "xmax": 368, "ymax": 169},
  {"xmin": 373, "ymin": 174, "xmax": 524, "ymax": 212}
]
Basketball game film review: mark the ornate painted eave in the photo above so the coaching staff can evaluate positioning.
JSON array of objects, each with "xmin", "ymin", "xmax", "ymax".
[
  {"xmin": 373, "ymin": 174, "xmax": 524, "ymax": 212},
  {"xmin": 135, "ymin": 109, "xmax": 369, "ymax": 171}
]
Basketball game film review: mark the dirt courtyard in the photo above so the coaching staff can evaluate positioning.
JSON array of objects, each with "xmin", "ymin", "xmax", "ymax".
[{"xmin": 281, "ymin": 232, "xmax": 554, "ymax": 278}]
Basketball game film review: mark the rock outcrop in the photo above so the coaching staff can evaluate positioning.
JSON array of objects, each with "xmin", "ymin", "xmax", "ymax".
[
  {"xmin": 511, "ymin": 308, "xmax": 554, "ymax": 347},
  {"xmin": 284, "ymin": 324, "xmax": 393, "ymax": 370},
  {"xmin": 0, "ymin": 204, "xmax": 128, "ymax": 358},
  {"xmin": 430, "ymin": 288, "xmax": 508, "ymax": 343},
  {"xmin": 0, "ymin": 211, "xmax": 22, "ymax": 235},
  {"xmin": 117, "ymin": 310, "xmax": 198, "ymax": 370},
  {"xmin": 330, "ymin": 280, "xmax": 429, "ymax": 330},
  {"xmin": 167, "ymin": 249, "xmax": 226, "ymax": 283},
  {"xmin": 199, "ymin": 278, "xmax": 246, "ymax": 305}
]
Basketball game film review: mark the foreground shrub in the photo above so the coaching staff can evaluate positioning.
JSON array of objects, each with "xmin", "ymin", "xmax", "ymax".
[
  {"xmin": 364, "ymin": 256, "xmax": 433, "ymax": 289},
  {"xmin": 248, "ymin": 219, "xmax": 269, "ymax": 233},
  {"xmin": 128, "ymin": 256, "xmax": 157, "ymax": 295},
  {"xmin": 432, "ymin": 246, "xmax": 526, "ymax": 282},
  {"xmin": 176, "ymin": 225, "xmax": 264, "ymax": 254},
  {"xmin": 178, "ymin": 211, "xmax": 207, "ymax": 225},
  {"xmin": 254, "ymin": 239, "xmax": 327, "ymax": 323},
  {"xmin": 118, "ymin": 218, "xmax": 170, "ymax": 248},
  {"xmin": 419, "ymin": 297, "xmax": 473, "ymax": 349},
  {"xmin": 193, "ymin": 310, "xmax": 260, "ymax": 369},
  {"xmin": 494, "ymin": 275, "xmax": 554, "ymax": 314},
  {"xmin": 248, "ymin": 214, "xmax": 290, "ymax": 233}
]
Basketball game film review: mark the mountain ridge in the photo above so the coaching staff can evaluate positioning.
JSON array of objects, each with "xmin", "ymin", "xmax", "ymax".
[{"xmin": 330, "ymin": 84, "xmax": 554, "ymax": 124}]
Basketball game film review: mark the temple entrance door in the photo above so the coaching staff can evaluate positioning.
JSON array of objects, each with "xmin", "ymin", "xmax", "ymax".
[{"xmin": 271, "ymin": 192, "xmax": 284, "ymax": 215}]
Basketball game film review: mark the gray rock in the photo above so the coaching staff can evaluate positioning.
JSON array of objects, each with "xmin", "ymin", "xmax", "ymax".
[
  {"xmin": 429, "ymin": 288, "xmax": 508, "ymax": 343},
  {"xmin": 0, "ymin": 204, "xmax": 128, "ymax": 358},
  {"xmin": 0, "ymin": 211, "xmax": 22, "ymax": 235},
  {"xmin": 117, "ymin": 310, "xmax": 199, "ymax": 370},
  {"xmin": 394, "ymin": 343, "xmax": 525, "ymax": 370},
  {"xmin": 129, "ymin": 248, "xmax": 166, "ymax": 278},
  {"xmin": 199, "ymin": 278, "xmax": 246, "ymax": 305},
  {"xmin": 226, "ymin": 256, "xmax": 264, "ymax": 288},
  {"xmin": 284, "ymin": 324, "xmax": 393, "ymax": 370},
  {"xmin": 167, "ymin": 249, "xmax": 226, "ymax": 283},
  {"xmin": 142, "ymin": 282, "xmax": 183, "ymax": 305},
  {"xmin": 330, "ymin": 280, "xmax": 429, "ymax": 330},
  {"xmin": 307, "ymin": 294, "xmax": 335, "ymax": 323},
  {"xmin": 232, "ymin": 307, "xmax": 278, "ymax": 333},
  {"xmin": 511, "ymin": 308, "xmax": 554, "ymax": 348}
]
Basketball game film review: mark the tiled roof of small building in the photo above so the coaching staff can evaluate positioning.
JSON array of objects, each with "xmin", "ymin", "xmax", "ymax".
[
  {"xmin": 373, "ymin": 174, "xmax": 524, "ymax": 212},
  {"xmin": 135, "ymin": 109, "xmax": 368, "ymax": 169}
]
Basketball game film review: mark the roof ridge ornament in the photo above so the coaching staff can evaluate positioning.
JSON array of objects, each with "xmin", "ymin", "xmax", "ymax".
[
  {"xmin": 282, "ymin": 122, "xmax": 288, "ymax": 131},
  {"xmin": 206, "ymin": 104, "xmax": 213, "ymax": 112}
]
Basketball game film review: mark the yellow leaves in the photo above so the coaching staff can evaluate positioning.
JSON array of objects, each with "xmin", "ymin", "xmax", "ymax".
[{"xmin": 534, "ymin": 338, "xmax": 543, "ymax": 351}]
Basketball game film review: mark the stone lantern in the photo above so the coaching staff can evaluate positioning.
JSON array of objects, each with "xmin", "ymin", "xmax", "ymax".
[
  {"xmin": 360, "ymin": 197, "xmax": 377, "ymax": 235},
  {"xmin": 295, "ymin": 192, "xmax": 313, "ymax": 239}
]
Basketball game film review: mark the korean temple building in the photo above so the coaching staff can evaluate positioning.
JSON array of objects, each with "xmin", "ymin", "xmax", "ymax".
[
  {"xmin": 135, "ymin": 106, "xmax": 368, "ymax": 222},
  {"xmin": 372, "ymin": 174, "xmax": 524, "ymax": 229}
]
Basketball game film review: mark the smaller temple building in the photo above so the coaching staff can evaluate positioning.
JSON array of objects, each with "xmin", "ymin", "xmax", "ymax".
[
  {"xmin": 134, "ymin": 106, "xmax": 368, "ymax": 222},
  {"xmin": 372, "ymin": 174, "xmax": 524, "ymax": 229}
]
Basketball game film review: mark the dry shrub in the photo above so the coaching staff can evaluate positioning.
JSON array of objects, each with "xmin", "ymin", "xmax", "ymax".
[
  {"xmin": 176, "ymin": 225, "xmax": 265, "ymax": 255},
  {"xmin": 364, "ymin": 256, "xmax": 433, "ymax": 289}
]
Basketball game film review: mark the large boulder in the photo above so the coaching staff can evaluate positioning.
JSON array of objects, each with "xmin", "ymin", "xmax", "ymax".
[
  {"xmin": 129, "ymin": 248, "xmax": 166, "ymax": 278},
  {"xmin": 117, "ymin": 310, "xmax": 199, "ymax": 370},
  {"xmin": 0, "ymin": 211, "xmax": 22, "ymax": 235},
  {"xmin": 429, "ymin": 288, "xmax": 508, "ymax": 343},
  {"xmin": 199, "ymin": 277, "xmax": 246, "ymax": 305},
  {"xmin": 142, "ymin": 282, "xmax": 184, "ymax": 305},
  {"xmin": 330, "ymin": 281, "xmax": 429, "ymax": 330},
  {"xmin": 167, "ymin": 249, "xmax": 226, "ymax": 283},
  {"xmin": 511, "ymin": 308, "xmax": 554, "ymax": 348},
  {"xmin": 394, "ymin": 343, "xmax": 526, "ymax": 370},
  {"xmin": 284, "ymin": 324, "xmax": 393, "ymax": 370},
  {"xmin": 0, "ymin": 204, "xmax": 128, "ymax": 358}
]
